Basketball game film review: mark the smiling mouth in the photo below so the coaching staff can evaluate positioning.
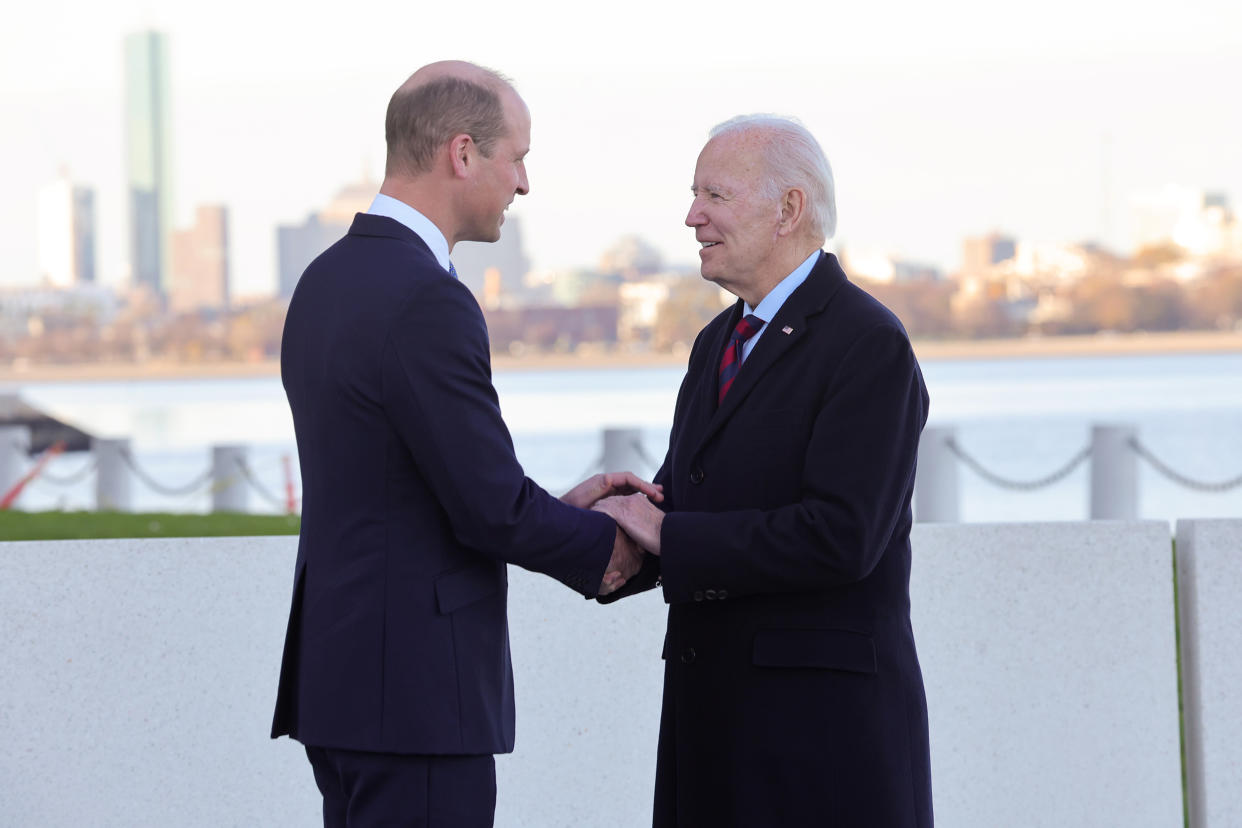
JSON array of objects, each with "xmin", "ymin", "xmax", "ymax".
[{"xmin": 700, "ymin": 242, "xmax": 720, "ymax": 248}]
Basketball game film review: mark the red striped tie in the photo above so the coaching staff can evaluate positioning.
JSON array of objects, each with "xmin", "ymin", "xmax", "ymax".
[{"xmin": 718, "ymin": 314, "xmax": 765, "ymax": 404}]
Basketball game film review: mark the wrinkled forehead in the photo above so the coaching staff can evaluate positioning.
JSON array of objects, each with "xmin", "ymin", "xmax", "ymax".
[{"xmin": 693, "ymin": 132, "xmax": 768, "ymax": 192}]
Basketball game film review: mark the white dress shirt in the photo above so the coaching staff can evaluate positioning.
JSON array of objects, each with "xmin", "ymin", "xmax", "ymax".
[
  {"xmin": 740, "ymin": 250, "xmax": 822, "ymax": 361},
  {"xmin": 367, "ymin": 193, "xmax": 454, "ymax": 277}
]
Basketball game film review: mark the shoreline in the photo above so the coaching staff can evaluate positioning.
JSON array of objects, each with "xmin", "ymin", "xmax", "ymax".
[{"xmin": 2, "ymin": 329, "xmax": 1240, "ymax": 384}]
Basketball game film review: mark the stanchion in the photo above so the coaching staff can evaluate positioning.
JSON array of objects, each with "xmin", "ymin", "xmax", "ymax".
[
  {"xmin": 916, "ymin": 425, "xmax": 959, "ymax": 523},
  {"xmin": 1090, "ymin": 424, "xmax": 1138, "ymax": 520},
  {"xmin": 212, "ymin": 445, "xmax": 249, "ymax": 513},
  {"xmin": 94, "ymin": 437, "xmax": 133, "ymax": 512},
  {"xmin": 602, "ymin": 427, "xmax": 646, "ymax": 475}
]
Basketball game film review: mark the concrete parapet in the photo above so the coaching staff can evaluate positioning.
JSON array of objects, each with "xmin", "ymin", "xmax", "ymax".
[
  {"xmin": 0, "ymin": 522, "xmax": 1199, "ymax": 826},
  {"xmin": 910, "ymin": 521, "xmax": 1183, "ymax": 827},
  {"xmin": 1175, "ymin": 518, "xmax": 1242, "ymax": 828}
]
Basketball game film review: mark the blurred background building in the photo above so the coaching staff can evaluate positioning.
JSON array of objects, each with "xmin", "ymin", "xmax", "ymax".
[
  {"xmin": 170, "ymin": 205, "xmax": 230, "ymax": 313},
  {"xmin": 36, "ymin": 170, "xmax": 96, "ymax": 289},
  {"xmin": 124, "ymin": 29, "xmax": 174, "ymax": 299}
]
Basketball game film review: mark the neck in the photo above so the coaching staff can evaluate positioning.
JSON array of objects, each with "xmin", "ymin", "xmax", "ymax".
[
  {"xmin": 742, "ymin": 243, "xmax": 820, "ymax": 308},
  {"xmin": 379, "ymin": 176, "xmax": 459, "ymax": 250}
]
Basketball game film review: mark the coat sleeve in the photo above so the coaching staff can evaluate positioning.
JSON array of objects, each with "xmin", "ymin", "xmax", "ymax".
[
  {"xmin": 658, "ymin": 323, "xmax": 927, "ymax": 603},
  {"xmin": 595, "ymin": 319, "xmax": 716, "ymax": 605},
  {"xmin": 382, "ymin": 275, "xmax": 615, "ymax": 597}
]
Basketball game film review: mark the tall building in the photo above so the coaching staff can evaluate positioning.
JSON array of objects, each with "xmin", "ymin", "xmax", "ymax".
[
  {"xmin": 170, "ymin": 205, "xmax": 229, "ymax": 313},
  {"xmin": 276, "ymin": 176, "xmax": 374, "ymax": 298},
  {"xmin": 124, "ymin": 30, "xmax": 174, "ymax": 298},
  {"xmin": 1133, "ymin": 188, "xmax": 1240, "ymax": 258},
  {"xmin": 961, "ymin": 233, "xmax": 1016, "ymax": 276},
  {"xmin": 36, "ymin": 172, "xmax": 96, "ymax": 288},
  {"xmin": 277, "ymin": 176, "xmax": 531, "ymax": 302},
  {"xmin": 451, "ymin": 215, "xmax": 530, "ymax": 300},
  {"xmin": 277, "ymin": 215, "xmax": 350, "ymax": 299}
]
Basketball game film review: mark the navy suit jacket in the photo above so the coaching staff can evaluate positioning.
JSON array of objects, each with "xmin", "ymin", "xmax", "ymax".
[
  {"xmin": 271, "ymin": 213, "xmax": 615, "ymax": 755},
  {"xmin": 607, "ymin": 253, "xmax": 933, "ymax": 827}
]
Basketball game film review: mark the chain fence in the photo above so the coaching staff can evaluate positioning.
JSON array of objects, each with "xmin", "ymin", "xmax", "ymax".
[
  {"xmin": 35, "ymin": 457, "xmax": 98, "ymax": 487},
  {"xmin": 121, "ymin": 448, "xmax": 214, "ymax": 497},
  {"xmin": 945, "ymin": 438, "xmax": 1093, "ymax": 491},
  {"xmin": 235, "ymin": 456, "xmax": 289, "ymax": 511},
  {"xmin": 1128, "ymin": 437, "xmax": 1242, "ymax": 493}
]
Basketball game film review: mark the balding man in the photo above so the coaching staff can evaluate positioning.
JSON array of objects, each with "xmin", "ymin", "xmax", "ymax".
[
  {"xmin": 271, "ymin": 62, "xmax": 653, "ymax": 827},
  {"xmin": 597, "ymin": 116, "xmax": 933, "ymax": 827}
]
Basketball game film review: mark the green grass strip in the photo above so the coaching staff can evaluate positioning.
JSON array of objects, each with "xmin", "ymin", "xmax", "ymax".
[{"xmin": 0, "ymin": 510, "xmax": 300, "ymax": 540}]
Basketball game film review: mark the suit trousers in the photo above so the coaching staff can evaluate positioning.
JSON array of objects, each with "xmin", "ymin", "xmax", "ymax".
[{"xmin": 305, "ymin": 746, "xmax": 496, "ymax": 827}]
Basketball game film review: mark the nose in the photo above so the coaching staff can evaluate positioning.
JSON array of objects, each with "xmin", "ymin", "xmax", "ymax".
[
  {"xmin": 685, "ymin": 197, "xmax": 705, "ymax": 228},
  {"xmin": 516, "ymin": 165, "xmax": 529, "ymax": 197}
]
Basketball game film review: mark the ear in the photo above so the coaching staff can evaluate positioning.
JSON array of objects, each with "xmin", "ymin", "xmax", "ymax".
[
  {"xmin": 777, "ymin": 187, "xmax": 806, "ymax": 237},
  {"xmin": 448, "ymin": 133, "xmax": 475, "ymax": 179}
]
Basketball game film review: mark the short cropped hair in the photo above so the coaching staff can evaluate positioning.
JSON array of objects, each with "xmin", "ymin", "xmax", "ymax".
[
  {"xmin": 710, "ymin": 114, "xmax": 837, "ymax": 240},
  {"xmin": 385, "ymin": 71, "xmax": 511, "ymax": 176}
]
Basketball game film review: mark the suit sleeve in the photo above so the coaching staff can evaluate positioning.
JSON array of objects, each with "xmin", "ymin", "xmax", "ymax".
[
  {"xmin": 595, "ymin": 318, "xmax": 715, "ymax": 605},
  {"xmin": 382, "ymin": 275, "xmax": 615, "ymax": 597},
  {"xmin": 658, "ymin": 323, "xmax": 926, "ymax": 603}
]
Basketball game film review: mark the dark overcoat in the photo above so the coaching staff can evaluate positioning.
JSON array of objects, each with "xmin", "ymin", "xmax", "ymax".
[
  {"xmin": 271, "ymin": 213, "xmax": 614, "ymax": 754},
  {"xmin": 609, "ymin": 252, "xmax": 933, "ymax": 827}
]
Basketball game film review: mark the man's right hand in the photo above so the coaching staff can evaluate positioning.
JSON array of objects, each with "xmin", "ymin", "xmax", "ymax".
[{"xmin": 598, "ymin": 527, "xmax": 643, "ymax": 596}]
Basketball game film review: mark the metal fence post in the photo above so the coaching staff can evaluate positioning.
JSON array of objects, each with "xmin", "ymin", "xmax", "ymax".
[
  {"xmin": 94, "ymin": 437, "xmax": 133, "ymax": 512},
  {"xmin": 212, "ymin": 445, "xmax": 249, "ymax": 513},
  {"xmin": 1090, "ymin": 424, "xmax": 1138, "ymax": 520},
  {"xmin": 602, "ymin": 428, "xmax": 646, "ymax": 475},
  {"xmin": 916, "ymin": 425, "xmax": 959, "ymax": 523}
]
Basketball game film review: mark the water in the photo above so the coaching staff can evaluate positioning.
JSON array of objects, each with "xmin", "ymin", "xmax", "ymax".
[{"xmin": 4, "ymin": 351, "xmax": 1241, "ymax": 522}]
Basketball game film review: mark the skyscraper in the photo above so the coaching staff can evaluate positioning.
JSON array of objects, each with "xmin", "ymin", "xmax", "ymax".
[
  {"xmin": 171, "ymin": 205, "xmax": 230, "ymax": 313},
  {"xmin": 124, "ymin": 29, "xmax": 173, "ymax": 298},
  {"xmin": 36, "ymin": 171, "xmax": 96, "ymax": 288}
]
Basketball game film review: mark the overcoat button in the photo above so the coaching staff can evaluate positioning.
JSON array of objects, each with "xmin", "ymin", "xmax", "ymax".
[
  {"xmin": 681, "ymin": 648, "xmax": 696, "ymax": 664},
  {"xmin": 689, "ymin": 467, "xmax": 704, "ymax": 484},
  {"xmin": 693, "ymin": 590, "xmax": 704, "ymax": 602},
  {"xmin": 705, "ymin": 589, "xmax": 717, "ymax": 600},
  {"xmin": 717, "ymin": 589, "xmax": 728, "ymax": 600}
]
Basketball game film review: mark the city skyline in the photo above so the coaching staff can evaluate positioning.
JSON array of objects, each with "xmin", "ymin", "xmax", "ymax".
[{"xmin": 3, "ymin": 1, "xmax": 1241, "ymax": 297}]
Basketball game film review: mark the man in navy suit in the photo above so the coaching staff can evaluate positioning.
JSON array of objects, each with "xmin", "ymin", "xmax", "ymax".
[
  {"xmin": 597, "ymin": 116, "xmax": 933, "ymax": 827},
  {"xmin": 271, "ymin": 61, "xmax": 655, "ymax": 827}
]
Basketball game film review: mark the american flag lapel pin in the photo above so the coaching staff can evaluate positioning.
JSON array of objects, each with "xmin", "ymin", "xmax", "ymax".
[{"xmin": 781, "ymin": 325, "xmax": 794, "ymax": 335}]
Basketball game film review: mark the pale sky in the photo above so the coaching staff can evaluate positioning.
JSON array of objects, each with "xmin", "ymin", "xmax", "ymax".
[{"xmin": 3, "ymin": 0, "xmax": 1240, "ymax": 297}]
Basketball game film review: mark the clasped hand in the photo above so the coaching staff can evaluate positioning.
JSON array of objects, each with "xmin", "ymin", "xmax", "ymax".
[
  {"xmin": 593, "ymin": 492, "xmax": 666, "ymax": 595},
  {"xmin": 561, "ymin": 472, "xmax": 663, "ymax": 596}
]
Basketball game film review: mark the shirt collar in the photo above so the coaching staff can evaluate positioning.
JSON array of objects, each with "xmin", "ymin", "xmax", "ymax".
[
  {"xmin": 367, "ymin": 193, "xmax": 453, "ymax": 274},
  {"xmin": 745, "ymin": 250, "xmax": 822, "ymax": 321}
]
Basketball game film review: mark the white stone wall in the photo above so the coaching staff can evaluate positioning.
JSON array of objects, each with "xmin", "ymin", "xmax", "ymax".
[
  {"xmin": 1176, "ymin": 519, "xmax": 1242, "ymax": 828},
  {"xmin": 910, "ymin": 521, "xmax": 1184, "ymax": 828},
  {"xmin": 2, "ymin": 522, "xmax": 1231, "ymax": 826}
]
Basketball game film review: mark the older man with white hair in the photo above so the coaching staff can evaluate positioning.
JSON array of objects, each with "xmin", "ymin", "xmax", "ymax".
[{"xmin": 597, "ymin": 115, "xmax": 933, "ymax": 827}]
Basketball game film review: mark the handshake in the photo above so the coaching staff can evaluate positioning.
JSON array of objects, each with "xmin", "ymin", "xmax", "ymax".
[{"xmin": 561, "ymin": 472, "xmax": 666, "ymax": 597}]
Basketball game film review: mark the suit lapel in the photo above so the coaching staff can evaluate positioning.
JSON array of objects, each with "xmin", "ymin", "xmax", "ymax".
[{"xmin": 692, "ymin": 252, "xmax": 847, "ymax": 453}]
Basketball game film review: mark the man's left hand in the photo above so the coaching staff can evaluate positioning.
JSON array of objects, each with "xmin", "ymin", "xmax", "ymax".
[
  {"xmin": 561, "ymin": 471, "xmax": 663, "ymax": 510},
  {"xmin": 593, "ymin": 493, "xmax": 665, "ymax": 555}
]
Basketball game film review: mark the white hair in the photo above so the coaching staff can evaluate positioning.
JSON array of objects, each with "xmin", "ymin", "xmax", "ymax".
[{"xmin": 709, "ymin": 114, "xmax": 837, "ymax": 241}]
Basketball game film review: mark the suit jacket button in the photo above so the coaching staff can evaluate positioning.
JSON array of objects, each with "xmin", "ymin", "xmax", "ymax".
[
  {"xmin": 717, "ymin": 589, "xmax": 728, "ymax": 600},
  {"xmin": 693, "ymin": 590, "xmax": 704, "ymax": 602},
  {"xmin": 705, "ymin": 589, "xmax": 717, "ymax": 600},
  {"xmin": 689, "ymin": 467, "xmax": 704, "ymax": 484},
  {"xmin": 681, "ymin": 647, "xmax": 696, "ymax": 664}
]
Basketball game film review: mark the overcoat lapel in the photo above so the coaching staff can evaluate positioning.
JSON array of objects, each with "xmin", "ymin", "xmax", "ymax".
[{"xmin": 692, "ymin": 252, "xmax": 848, "ymax": 454}]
